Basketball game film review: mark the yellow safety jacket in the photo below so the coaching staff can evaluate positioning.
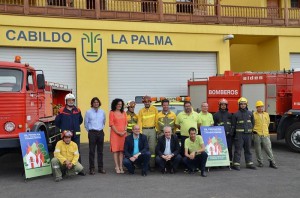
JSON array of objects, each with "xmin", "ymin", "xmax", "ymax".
[
  {"xmin": 138, "ymin": 105, "xmax": 158, "ymax": 129},
  {"xmin": 54, "ymin": 140, "xmax": 79, "ymax": 165},
  {"xmin": 253, "ymin": 111, "xmax": 270, "ymax": 136},
  {"xmin": 126, "ymin": 111, "xmax": 138, "ymax": 132},
  {"xmin": 156, "ymin": 111, "xmax": 177, "ymax": 133}
]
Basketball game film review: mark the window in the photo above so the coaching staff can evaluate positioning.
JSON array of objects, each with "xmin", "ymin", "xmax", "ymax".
[
  {"xmin": 0, "ymin": 69, "xmax": 23, "ymax": 92},
  {"xmin": 26, "ymin": 72, "xmax": 35, "ymax": 91},
  {"xmin": 177, "ymin": 0, "xmax": 193, "ymax": 14},
  {"xmin": 291, "ymin": 0, "xmax": 300, "ymax": 8},
  {"xmin": 47, "ymin": 0, "xmax": 67, "ymax": 6}
]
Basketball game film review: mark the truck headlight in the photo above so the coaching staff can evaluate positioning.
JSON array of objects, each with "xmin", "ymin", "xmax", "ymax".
[{"xmin": 4, "ymin": 122, "xmax": 15, "ymax": 132}]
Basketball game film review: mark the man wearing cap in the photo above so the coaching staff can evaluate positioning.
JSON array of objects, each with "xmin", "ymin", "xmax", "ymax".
[
  {"xmin": 51, "ymin": 130, "xmax": 86, "ymax": 182},
  {"xmin": 138, "ymin": 95, "xmax": 158, "ymax": 170},
  {"xmin": 126, "ymin": 100, "xmax": 138, "ymax": 136},
  {"xmin": 231, "ymin": 97, "xmax": 256, "ymax": 170},
  {"xmin": 253, "ymin": 100, "xmax": 277, "ymax": 169}
]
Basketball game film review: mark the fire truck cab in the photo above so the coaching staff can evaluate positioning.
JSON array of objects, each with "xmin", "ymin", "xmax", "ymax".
[
  {"xmin": 0, "ymin": 57, "xmax": 71, "ymax": 149},
  {"xmin": 188, "ymin": 70, "xmax": 300, "ymax": 152}
]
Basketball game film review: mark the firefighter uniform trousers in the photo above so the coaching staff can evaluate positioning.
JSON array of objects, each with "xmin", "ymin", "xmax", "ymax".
[
  {"xmin": 51, "ymin": 158, "xmax": 84, "ymax": 179},
  {"xmin": 142, "ymin": 128, "xmax": 156, "ymax": 168},
  {"xmin": 233, "ymin": 132, "xmax": 253, "ymax": 166}
]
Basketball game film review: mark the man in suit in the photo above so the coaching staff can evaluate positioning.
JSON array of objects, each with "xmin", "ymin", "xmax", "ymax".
[
  {"xmin": 155, "ymin": 126, "xmax": 182, "ymax": 174},
  {"xmin": 123, "ymin": 125, "xmax": 151, "ymax": 176}
]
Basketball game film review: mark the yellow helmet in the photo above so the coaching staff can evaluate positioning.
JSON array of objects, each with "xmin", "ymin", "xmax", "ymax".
[
  {"xmin": 256, "ymin": 100, "xmax": 264, "ymax": 107},
  {"xmin": 238, "ymin": 97, "xmax": 248, "ymax": 104}
]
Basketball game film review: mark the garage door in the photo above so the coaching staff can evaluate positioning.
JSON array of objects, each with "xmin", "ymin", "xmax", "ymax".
[
  {"xmin": 0, "ymin": 47, "xmax": 76, "ymax": 97},
  {"xmin": 290, "ymin": 53, "xmax": 300, "ymax": 70},
  {"xmin": 108, "ymin": 51, "xmax": 217, "ymax": 105}
]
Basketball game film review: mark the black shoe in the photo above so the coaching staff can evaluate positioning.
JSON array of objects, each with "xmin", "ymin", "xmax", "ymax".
[
  {"xmin": 141, "ymin": 171, "xmax": 147, "ymax": 176},
  {"xmin": 188, "ymin": 169, "xmax": 195, "ymax": 174},
  {"xmin": 78, "ymin": 171, "xmax": 86, "ymax": 176},
  {"xmin": 89, "ymin": 169, "xmax": 95, "ymax": 175},
  {"xmin": 161, "ymin": 168, "xmax": 166, "ymax": 174},
  {"xmin": 98, "ymin": 169, "xmax": 106, "ymax": 174},
  {"xmin": 269, "ymin": 162, "xmax": 278, "ymax": 169},
  {"xmin": 232, "ymin": 165, "xmax": 240, "ymax": 171},
  {"xmin": 201, "ymin": 171, "xmax": 207, "ymax": 177},
  {"xmin": 169, "ymin": 168, "xmax": 175, "ymax": 174},
  {"xmin": 246, "ymin": 164, "xmax": 257, "ymax": 170}
]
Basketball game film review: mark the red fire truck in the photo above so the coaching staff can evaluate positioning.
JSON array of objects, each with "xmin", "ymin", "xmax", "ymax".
[
  {"xmin": 188, "ymin": 70, "xmax": 300, "ymax": 152},
  {"xmin": 0, "ymin": 57, "xmax": 71, "ymax": 150}
]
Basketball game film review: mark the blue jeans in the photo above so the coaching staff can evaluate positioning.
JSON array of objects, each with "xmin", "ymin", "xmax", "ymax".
[{"xmin": 123, "ymin": 152, "xmax": 151, "ymax": 174}]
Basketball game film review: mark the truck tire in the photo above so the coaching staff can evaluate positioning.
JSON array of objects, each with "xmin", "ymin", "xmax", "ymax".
[{"xmin": 285, "ymin": 122, "xmax": 300, "ymax": 152}]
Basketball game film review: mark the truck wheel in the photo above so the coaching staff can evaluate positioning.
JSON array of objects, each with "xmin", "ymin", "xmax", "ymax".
[{"xmin": 285, "ymin": 122, "xmax": 300, "ymax": 152}]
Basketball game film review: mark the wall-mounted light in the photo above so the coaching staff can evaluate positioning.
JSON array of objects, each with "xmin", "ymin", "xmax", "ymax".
[{"xmin": 224, "ymin": 34, "xmax": 234, "ymax": 41}]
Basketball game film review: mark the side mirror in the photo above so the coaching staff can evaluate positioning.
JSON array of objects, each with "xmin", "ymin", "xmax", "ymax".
[{"xmin": 37, "ymin": 74, "xmax": 45, "ymax": 89}]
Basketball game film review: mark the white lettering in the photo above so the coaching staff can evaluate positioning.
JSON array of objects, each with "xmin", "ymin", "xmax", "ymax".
[{"xmin": 208, "ymin": 89, "xmax": 239, "ymax": 95}]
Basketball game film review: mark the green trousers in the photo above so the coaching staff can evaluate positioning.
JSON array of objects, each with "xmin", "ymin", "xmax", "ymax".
[
  {"xmin": 51, "ymin": 157, "xmax": 84, "ymax": 179},
  {"xmin": 142, "ymin": 128, "xmax": 156, "ymax": 168},
  {"xmin": 253, "ymin": 134, "xmax": 275, "ymax": 164}
]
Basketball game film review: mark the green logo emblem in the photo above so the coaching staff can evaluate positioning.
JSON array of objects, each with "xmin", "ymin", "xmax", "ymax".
[{"xmin": 81, "ymin": 32, "xmax": 102, "ymax": 63}]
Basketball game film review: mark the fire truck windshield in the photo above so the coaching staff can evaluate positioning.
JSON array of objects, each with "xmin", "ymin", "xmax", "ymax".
[{"xmin": 0, "ymin": 69, "xmax": 23, "ymax": 92}]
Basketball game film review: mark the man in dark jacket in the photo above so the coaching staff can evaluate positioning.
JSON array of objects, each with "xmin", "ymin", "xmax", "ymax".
[
  {"xmin": 213, "ymin": 98, "xmax": 233, "ymax": 163},
  {"xmin": 55, "ymin": 93, "xmax": 83, "ymax": 161},
  {"xmin": 231, "ymin": 97, "xmax": 256, "ymax": 171},
  {"xmin": 123, "ymin": 125, "xmax": 151, "ymax": 176},
  {"xmin": 155, "ymin": 126, "xmax": 182, "ymax": 174}
]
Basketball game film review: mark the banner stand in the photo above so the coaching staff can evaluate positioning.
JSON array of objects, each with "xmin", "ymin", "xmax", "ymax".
[
  {"xmin": 19, "ymin": 131, "xmax": 52, "ymax": 181},
  {"xmin": 200, "ymin": 126, "xmax": 231, "ymax": 170}
]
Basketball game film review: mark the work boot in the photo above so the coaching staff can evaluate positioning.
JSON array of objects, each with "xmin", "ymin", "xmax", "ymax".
[
  {"xmin": 78, "ymin": 170, "xmax": 86, "ymax": 176},
  {"xmin": 98, "ymin": 168, "xmax": 106, "ymax": 174},
  {"xmin": 269, "ymin": 161, "xmax": 278, "ymax": 169},
  {"xmin": 257, "ymin": 163, "xmax": 264, "ymax": 167},
  {"xmin": 232, "ymin": 165, "xmax": 240, "ymax": 171},
  {"xmin": 246, "ymin": 164, "xmax": 257, "ymax": 170},
  {"xmin": 55, "ymin": 177, "xmax": 62, "ymax": 182},
  {"xmin": 200, "ymin": 171, "xmax": 207, "ymax": 177}
]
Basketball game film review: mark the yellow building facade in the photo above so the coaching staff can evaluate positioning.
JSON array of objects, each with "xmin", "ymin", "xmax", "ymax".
[{"xmin": 1, "ymin": 0, "xmax": 300, "ymax": 142}]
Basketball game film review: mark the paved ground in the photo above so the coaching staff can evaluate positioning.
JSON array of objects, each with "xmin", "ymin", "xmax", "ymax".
[{"xmin": 0, "ymin": 135, "xmax": 299, "ymax": 198}]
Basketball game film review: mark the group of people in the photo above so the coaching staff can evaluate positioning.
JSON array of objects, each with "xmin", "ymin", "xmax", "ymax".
[{"xmin": 51, "ymin": 93, "xmax": 277, "ymax": 182}]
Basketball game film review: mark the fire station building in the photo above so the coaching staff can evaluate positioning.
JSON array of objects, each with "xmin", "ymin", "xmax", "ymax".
[{"xmin": 1, "ymin": 0, "xmax": 300, "ymax": 142}]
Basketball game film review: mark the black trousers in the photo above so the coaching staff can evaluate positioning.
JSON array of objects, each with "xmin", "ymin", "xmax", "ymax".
[
  {"xmin": 88, "ymin": 130, "xmax": 104, "ymax": 170},
  {"xmin": 155, "ymin": 154, "xmax": 182, "ymax": 171},
  {"xmin": 180, "ymin": 136, "xmax": 189, "ymax": 156}
]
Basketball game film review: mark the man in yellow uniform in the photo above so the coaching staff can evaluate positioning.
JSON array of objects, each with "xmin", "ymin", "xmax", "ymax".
[
  {"xmin": 253, "ymin": 100, "xmax": 277, "ymax": 169},
  {"xmin": 156, "ymin": 99, "xmax": 177, "ymax": 137},
  {"xmin": 138, "ymin": 95, "xmax": 158, "ymax": 169},
  {"xmin": 126, "ymin": 100, "xmax": 138, "ymax": 136},
  {"xmin": 51, "ymin": 130, "xmax": 86, "ymax": 182},
  {"xmin": 175, "ymin": 101, "xmax": 200, "ymax": 155}
]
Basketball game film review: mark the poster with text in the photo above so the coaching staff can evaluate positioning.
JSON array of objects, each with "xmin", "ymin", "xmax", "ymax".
[
  {"xmin": 200, "ymin": 126, "xmax": 230, "ymax": 167},
  {"xmin": 19, "ymin": 132, "xmax": 52, "ymax": 179}
]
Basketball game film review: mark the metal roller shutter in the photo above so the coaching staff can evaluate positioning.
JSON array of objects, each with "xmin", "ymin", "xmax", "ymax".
[
  {"xmin": 0, "ymin": 47, "xmax": 76, "ymax": 97},
  {"xmin": 290, "ymin": 53, "xmax": 300, "ymax": 70},
  {"xmin": 108, "ymin": 51, "xmax": 217, "ymax": 106}
]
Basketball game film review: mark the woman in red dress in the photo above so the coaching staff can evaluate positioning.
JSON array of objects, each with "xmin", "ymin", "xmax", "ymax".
[{"xmin": 109, "ymin": 98, "xmax": 127, "ymax": 173}]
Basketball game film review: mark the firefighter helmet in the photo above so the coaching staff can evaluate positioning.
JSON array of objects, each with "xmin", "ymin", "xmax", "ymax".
[
  {"xmin": 61, "ymin": 130, "xmax": 73, "ymax": 139},
  {"xmin": 126, "ymin": 100, "xmax": 136, "ymax": 108},
  {"xmin": 238, "ymin": 97, "xmax": 248, "ymax": 104},
  {"xmin": 65, "ymin": 93, "xmax": 75, "ymax": 101},
  {"xmin": 142, "ymin": 95, "xmax": 152, "ymax": 103},
  {"xmin": 219, "ymin": 98, "xmax": 228, "ymax": 105},
  {"xmin": 256, "ymin": 100, "xmax": 264, "ymax": 107}
]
